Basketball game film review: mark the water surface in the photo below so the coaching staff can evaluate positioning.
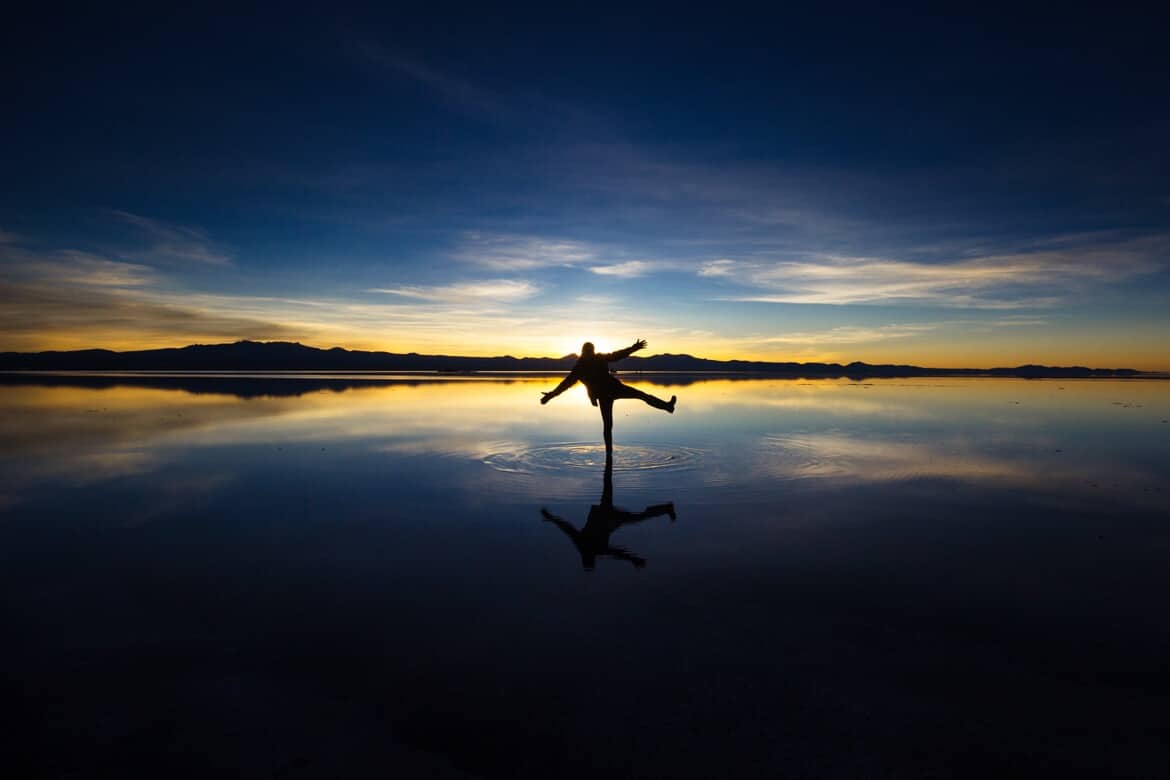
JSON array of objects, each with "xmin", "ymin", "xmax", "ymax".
[{"xmin": 2, "ymin": 376, "xmax": 1168, "ymax": 777}]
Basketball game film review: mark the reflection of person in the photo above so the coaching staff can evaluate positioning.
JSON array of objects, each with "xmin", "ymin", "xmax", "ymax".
[
  {"xmin": 541, "ymin": 461, "xmax": 676, "ymax": 570},
  {"xmin": 539, "ymin": 339, "xmax": 675, "ymax": 455}
]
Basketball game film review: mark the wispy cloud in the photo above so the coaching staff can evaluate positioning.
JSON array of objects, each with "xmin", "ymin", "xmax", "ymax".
[
  {"xmin": 455, "ymin": 234, "xmax": 699, "ymax": 278},
  {"xmin": 368, "ymin": 279, "xmax": 539, "ymax": 302},
  {"xmin": 455, "ymin": 233, "xmax": 596, "ymax": 271},
  {"xmin": 572, "ymin": 295, "xmax": 617, "ymax": 309},
  {"xmin": 698, "ymin": 258, "xmax": 739, "ymax": 277},
  {"xmin": 357, "ymin": 43, "xmax": 605, "ymax": 136},
  {"xmin": 4, "ymin": 247, "xmax": 156, "ymax": 287},
  {"xmin": 588, "ymin": 260, "xmax": 658, "ymax": 278},
  {"xmin": 113, "ymin": 210, "xmax": 234, "ymax": 266},
  {"xmin": 59, "ymin": 253, "xmax": 156, "ymax": 286},
  {"xmin": 760, "ymin": 324, "xmax": 941, "ymax": 345},
  {"xmin": 0, "ymin": 235, "xmax": 288, "ymax": 350},
  {"xmin": 359, "ymin": 45, "xmax": 520, "ymax": 124},
  {"xmin": 0, "ymin": 279, "xmax": 302, "ymax": 351},
  {"xmin": 706, "ymin": 234, "xmax": 1167, "ymax": 308},
  {"xmin": 756, "ymin": 316, "xmax": 1048, "ymax": 347},
  {"xmin": 525, "ymin": 145, "xmax": 882, "ymax": 246},
  {"xmin": 0, "ymin": 231, "xmax": 561, "ymax": 353}
]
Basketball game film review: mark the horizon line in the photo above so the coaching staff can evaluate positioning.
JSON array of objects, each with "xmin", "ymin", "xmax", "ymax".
[{"xmin": 0, "ymin": 338, "xmax": 1155, "ymax": 373}]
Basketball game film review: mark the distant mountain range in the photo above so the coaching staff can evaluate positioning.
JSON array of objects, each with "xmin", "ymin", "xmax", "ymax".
[{"xmin": 0, "ymin": 340, "xmax": 1146, "ymax": 378}]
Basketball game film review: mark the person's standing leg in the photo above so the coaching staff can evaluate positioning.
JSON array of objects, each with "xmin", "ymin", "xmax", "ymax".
[{"xmin": 599, "ymin": 398, "xmax": 615, "ymax": 455}]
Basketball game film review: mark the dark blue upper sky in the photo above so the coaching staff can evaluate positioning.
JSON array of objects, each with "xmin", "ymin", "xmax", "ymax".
[{"xmin": 2, "ymin": 4, "xmax": 1168, "ymax": 365}]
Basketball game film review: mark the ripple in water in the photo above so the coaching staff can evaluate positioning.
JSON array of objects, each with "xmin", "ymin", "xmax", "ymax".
[
  {"xmin": 482, "ymin": 442, "xmax": 703, "ymax": 475},
  {"xmin": 755, "ymin": 434, "xmax": 853, "ymax": 480}
]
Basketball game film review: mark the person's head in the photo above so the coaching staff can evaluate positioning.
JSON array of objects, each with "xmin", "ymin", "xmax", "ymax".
[{"xmin": 581, "ymin": 341, "xmax": 595, "ymax": 357}]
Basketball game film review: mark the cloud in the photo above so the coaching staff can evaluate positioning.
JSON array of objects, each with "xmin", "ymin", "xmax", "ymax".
[
  {"xmin": 455, "ymin": 233, "xmax": 596, "ymax": 270},
  {"xmin": 58, "ymin": 254, "xmax": 156, "ymax": 286},
  {"xmin": 706, "ymin": 234, "xmax": 1167, "ymax": 308},
  {"xmin": 0, "ymin": 231, "xmax": 558, "ymax": 353},
  {"xmin": 588, "ymin": 258, "xmax": 699, "ymax": 277},
  {"xmin": 455, "ymin": 234, "xmax": 699, "ymax": 279},
  {"xmin": 356, "ymin": 44, "xmax": 603, "ymax": 134},
  {"xmin": 983, "ymin": 316, "xmax": 1049, "ymax": 327},
  {"xmin": 756, "ymin": 318, "xmax": 1047, "ymax": 347},
  {"xmin": 368, "ymin": 279, "xmax": 539, "ymax": 302},
  {"xmin": 0, "ymin": 279, "xmax": 302, "ymax": 351},
  {"xmin": 698, "ymin": 258, "xmax": 738, "ymax": 277},
  {"xmin": 0, "ymin": 231, "xmax": 296, "ymax": 350},
  {"xmin": 113, "ymin": 210, "xmax": 233, "ymax": 266},
  {"xmin": 4, "ymin": 247, "xmax": 156, "ymax": 287},
  {"xmin": 527, "ymin": 145, "xmax": 878, "ymax": 245},
  {"xmin": 760, "ymin": 324, "xmax": 941, "ymax": 345},
  {"xmin": 588, "ymin": 260, "xmax": 657, "ymax": 278},
  {"xmin": 359, "ymin": 45, "xmax": 519, "ymax": 124}
]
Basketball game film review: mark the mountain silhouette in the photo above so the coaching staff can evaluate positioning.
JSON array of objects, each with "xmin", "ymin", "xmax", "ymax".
[{"xmin": 0, "ymin": 340, "xmax": 1145, "ymax": 378}]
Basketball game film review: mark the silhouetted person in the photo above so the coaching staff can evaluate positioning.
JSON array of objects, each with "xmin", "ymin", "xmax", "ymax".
[
  {"xmin": 540, "ymin": 339, "xmax": 675, "ymax": 455},
  {"xmin": 541, "ymin": 459, "xmax": 676, "ymax": 570}
]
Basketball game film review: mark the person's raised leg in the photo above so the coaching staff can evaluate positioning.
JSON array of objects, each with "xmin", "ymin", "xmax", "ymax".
[{"xmin": 615, "ymin": 383, "xmax": 676, "ymax": 413}]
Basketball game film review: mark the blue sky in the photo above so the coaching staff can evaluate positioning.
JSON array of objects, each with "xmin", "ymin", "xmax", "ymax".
[{"xmin": 2, "ymin": 5, "xmax": 1168, "ymax": 367}]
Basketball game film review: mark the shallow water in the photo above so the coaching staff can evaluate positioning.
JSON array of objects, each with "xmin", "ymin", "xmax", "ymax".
[{"xmin": 2, "ymin": 375, "xmax": 1169, "ymax": 777}]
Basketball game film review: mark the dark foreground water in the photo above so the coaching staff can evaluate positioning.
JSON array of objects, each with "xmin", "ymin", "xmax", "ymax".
[{"xmin": 2, "ymin": 374, "xmax": 1169, "ymax": 778}]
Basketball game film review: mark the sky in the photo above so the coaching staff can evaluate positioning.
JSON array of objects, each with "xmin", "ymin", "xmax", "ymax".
[{"xmin": 2, "ymin": 5, "xmax": 1168, "ymax": 368}]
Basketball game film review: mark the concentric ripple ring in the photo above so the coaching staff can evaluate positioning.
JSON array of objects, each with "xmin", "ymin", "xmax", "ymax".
[{"xmin": 482, "ymin": 442, "xmax": 703, "ymax": 475}]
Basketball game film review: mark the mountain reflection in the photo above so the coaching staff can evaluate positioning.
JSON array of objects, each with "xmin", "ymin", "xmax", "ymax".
[
  {"xmin": 541, "ymin": 459, "xmax": 676, "ymax": 569},
  {"xmin": 0, "ymin": 371, "xmax": 707, "ymax": 399},
  {"xmin": 0, "ymin": 372, "xmax": 458, "ymax": 398}
]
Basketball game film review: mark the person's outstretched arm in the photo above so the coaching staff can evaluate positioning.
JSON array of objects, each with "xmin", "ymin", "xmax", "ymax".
[
  {"xmin": 602, "ymin": 338, "xmax": 647, "ymax": 363},
  {"xmin": 540, "ymin": 369, "xmax": 578, "ymax": 405}
]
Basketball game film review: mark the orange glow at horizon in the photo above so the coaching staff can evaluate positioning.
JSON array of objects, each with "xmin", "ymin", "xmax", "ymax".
[{"xmin": 5, "ymin": 326, "xmax": 1169, "ymax": 372}]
